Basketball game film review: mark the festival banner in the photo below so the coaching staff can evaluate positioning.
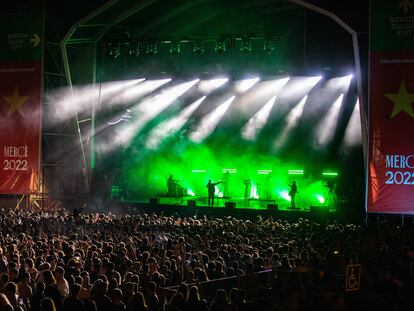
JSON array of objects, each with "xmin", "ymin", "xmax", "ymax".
[
  {"xmin": 0, "ymin": 12, "xmax": 43, "ymax": 194},
  {"xmin": 368, "ymin": 0, "xmax": 414, "ymax": 213}
]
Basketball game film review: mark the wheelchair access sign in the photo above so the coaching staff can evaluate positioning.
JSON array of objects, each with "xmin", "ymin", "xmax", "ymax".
[{"xmin": 345, "ymin": 264, "xmax": 361, "ymax": 292}]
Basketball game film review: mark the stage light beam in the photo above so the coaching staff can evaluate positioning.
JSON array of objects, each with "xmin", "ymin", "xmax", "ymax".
[
  {"xmin": 113, "ymin": 79, "xmax": 199, "ymax": 148},
  {"xmin": 282, "ymin": 76, "xmax": 321, "ymax": 98},
  {"xmin": 326, "ymin": 75, "xmax": 353, "ymax": 93},
  {"xmin": 316, "ymin": 195, "xmax": 325, "ymax": 204},
  {"xmin": 47, "ymin": 78, "xmax": 145, "ymax": 125},
  {"xmin": 242, "ymin": 96, "xmax": 276, "ymax": 141},
  {"xmin": 107, "ymin": 79, "xmax": 171, "ymax": 107},
  {"xmin": 342, "ymin": 99, "xmax": 362, "ymax": 148},
  {"xmin": 274, "ymin": 95, "xmax": 308, "ymax": 149},
  {"xmin": 189, "ymin": 96, "xmax": 235, "ymax": 143},
  {"xmin": 146, "ymin": 96, "xmax": 206, "ymax": 148},
  {"xmin": 279, "ymin": 190, "xmax": 291, "ymax": 202},
  {"xmin": 314, "ymin": 94, "xmax": 344, "ymax": 146},
  {"xmin": 235, "ymin": 78, "xmax": 260, "ymax": 93},
  {"xmin": 198, "ymin": 78, "xmax": 228, "ymax": 94}
]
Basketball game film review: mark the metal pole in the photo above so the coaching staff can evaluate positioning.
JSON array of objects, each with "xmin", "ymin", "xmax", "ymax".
[
  {"xmin": 289, "ymin": 0, "xmax": 368, "ymax": 218},
  {"xmin": 91, "ymin": 41, "xmax": 97, "ymax": 172}
]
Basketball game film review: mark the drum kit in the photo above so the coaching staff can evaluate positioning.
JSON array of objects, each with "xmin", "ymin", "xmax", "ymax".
[{"xmin": 171, "ymin": 179, "xmax": 186, "ymax": 197}]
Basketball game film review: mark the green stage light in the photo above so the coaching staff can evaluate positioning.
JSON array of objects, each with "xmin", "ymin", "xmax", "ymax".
[
  {"xmin": 279, "ymin": 190, "xmax": 291, "ymax": 202},
  {"xmin": 169, "ymin": 41, "xmax": 181, "ymax": 54},
  {"xmin": 187, "ymin": 189, "xmax": 195, "ymax": 196},
  {"xmin": 316, "ymin": 194, "xmax": 325, "ymax": 204},
  {"xmin": 193, "ymin": 41, "xmax": 204, "ymax": 54},
  {"xmin": 257, "ymin": 170, "xmax": 272, "ymax": 175},
  {"xmin": 240, "ymin": 37, "xmax": 252, "ymax": 53},
  {"xmin": 192, "ymin": 170, "xmax": 206, "ymax": 173},
  {"xmin": 214, "ymin": 39, "xmax": 226, "ymax": 53},
  {"xmin": 288, "ymin": 169, "xmax": 304, "ymax": 175},
  {"xmin": 250, "ymin": 184, "xmax": 260, "ymax": 199},
  {"xmin": 322, "ymin": 172, "xmax": 338, "ymax": 176},
  {"xmin": 222, "ymin": 169, "xmax": 237, "ymax": 174}
]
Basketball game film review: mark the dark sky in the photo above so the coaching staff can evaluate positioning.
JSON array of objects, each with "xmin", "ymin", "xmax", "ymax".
[{"xmin": 0, "ymin": 0, "xmax": 369, "ymax": 34}]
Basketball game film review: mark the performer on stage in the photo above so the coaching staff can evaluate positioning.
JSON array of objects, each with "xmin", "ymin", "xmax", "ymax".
[
  {"xmin": 206, "ymin": 179, "xmax": 222, "ymax": 207},
  {"xmin": 167, "ymin": 174, "xmax": 176, "ymax": 197},
  {"xmin": 288, "ymin": 181, "xmax": 298, "ymax": 209}
]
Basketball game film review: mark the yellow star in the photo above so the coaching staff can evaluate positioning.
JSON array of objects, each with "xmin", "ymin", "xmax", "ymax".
[
  {"xmin": 4, "ymin": 87, "xmax": 29, "ymax": 115},
  {"xmin": 384, "ymin": 81, "xmax": 414, "ymax": 118}
]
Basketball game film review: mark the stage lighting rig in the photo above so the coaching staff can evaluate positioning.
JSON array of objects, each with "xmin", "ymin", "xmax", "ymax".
[
  {"xmin": 240, "ymin": 37, "xmax": 252, "ymax": 53},
  {"xmin": 169, "ymin": 41, "xmax": 181, "ymax": 54},
  {"xmin": 193, "ymin": 40, "xmax": 205, "ymax": 54},
  {"xmin": 109, "ymin": 43, "xmax": 121, "ymax": 59},
  {"xmin": 145, "ymin": 41, "xmax": 158, "ymax": 55},
  {"xmin": 214, "ymin": 38, "xmax": 226, "ymax": 54},
  {"xmin": 263, "ymin": 38, "xmax": 274, "ymax": 54}
]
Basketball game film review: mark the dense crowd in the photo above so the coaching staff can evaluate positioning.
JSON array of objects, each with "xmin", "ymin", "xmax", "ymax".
[{"xmin": 0, "ymin": 209, "xmax": 413, "ymax": 311}]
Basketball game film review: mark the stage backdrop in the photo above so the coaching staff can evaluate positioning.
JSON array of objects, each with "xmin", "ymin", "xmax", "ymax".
[
  {"xmin": 369, "ymin": 0, "xmax": 414, "ymax": 213},
  {"xmin": 0, "ymin": 12, "xmax": 43, "ymax": 194}
]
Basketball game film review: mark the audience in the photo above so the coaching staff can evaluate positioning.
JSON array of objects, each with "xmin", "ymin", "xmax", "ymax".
[{"xmin": 0, "ymin": 209, "xmax": 413, "ymax": 310}]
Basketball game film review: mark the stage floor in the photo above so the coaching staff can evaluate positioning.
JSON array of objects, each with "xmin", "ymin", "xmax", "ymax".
[{"xmin": 121, "ymin": 195, "xmax": 337, "ymax": 213}]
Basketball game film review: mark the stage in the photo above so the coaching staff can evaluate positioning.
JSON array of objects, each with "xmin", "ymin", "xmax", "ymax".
[{"xmin": 113, "ymin": 193, "xmax": 339, "ymax": 221}]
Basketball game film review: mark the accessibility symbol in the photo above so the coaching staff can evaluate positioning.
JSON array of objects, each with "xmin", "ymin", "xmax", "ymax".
[{"xmin": 346, "ymin": 264, "xmax": 361, "ymax": 292}]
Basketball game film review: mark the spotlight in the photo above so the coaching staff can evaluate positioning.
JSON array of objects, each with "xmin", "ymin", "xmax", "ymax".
[
  {"xmin": 240, "ymin": 37, "xmax": 252, "ymax": 53},
  {"xmin": 214, "ymin": 39, "xmax": 226, "ymax": 54},
  {"xmin": 263, "ymin": 39, "xmax": 274, "ymax": 54},
  {"xmin": 137, "ymin": 41, "xmax": 146, "ymax": 55},
  {"xmin": 227, "ymin": 37, "xmax": 236, "ymax": 49},
  {"xmin": 193, "ymin": 41, "xmax": 204, "ymax": 54},
  {"xmin": 235, "ymin": 78, "xmax": 260, "ymax": 93},
  {"xmin": 146, "ymin": 41, "xmax": 157, "ymax": 55},
  {"xmin": 108, "ymin": 43, "xmax": 120, "ymax": 59},
  {"xmin": 128, "ymin": 42, "xmax": 138, "ymax": 55},
  {"xmin": 169, "ymin": 41, "xmax": 181, "ymax": 54},
  {"xmin": 111, "ymin": 44, "xmax": 121, "ymax": 59}
]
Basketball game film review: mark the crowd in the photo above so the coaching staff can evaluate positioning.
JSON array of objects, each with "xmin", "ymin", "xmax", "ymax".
[{"xmin": 0, "ymin": 209, "xmax": 413, "ymax": 311}]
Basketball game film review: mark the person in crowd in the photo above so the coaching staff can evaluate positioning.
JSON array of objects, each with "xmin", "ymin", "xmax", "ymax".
[
  {"xmin": 184, "ymin": 286, "xmax": 207, "ymax": 311},
  {"xmin": 0, "ymin": 208, "xmax": 413, "ymax": 311},
  {"xmin": 63, "ymin": 283, "xmax": 85, "ymax": 311},
  {"xmin": 40, "ymin": 298, "xmax": 56, "ymax": 311},
  {"xmin": 43, "ymin": 270, "xmax": 62, "ymax": 311},
  {"xmin": 208, "ymin": 289, "xmax": 232, "ymax": 311},
  {"xmin": 55, "ymin": 267, "xmax": 69, "ymax": 301}
]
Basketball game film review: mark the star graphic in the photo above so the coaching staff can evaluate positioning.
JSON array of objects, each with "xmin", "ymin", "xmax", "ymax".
[
  {"xmin": 4, "ymin": 86, "xmax": 29, "ymax": 116},
  {"xmin": 384, "ymin": 81, "xmax": 414, "ymax": 118}
]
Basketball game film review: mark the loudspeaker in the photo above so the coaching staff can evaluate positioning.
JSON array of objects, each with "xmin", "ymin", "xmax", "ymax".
[
  {"xmin": 149, "ymin": 198, "xmax": 159, "ymax": 206},
  {"xmin": 310, "ymin": 205, "xmax": 328, "ymax": 214},
  {"xmin": 267, "ymin": 204, "xmax": 279, "ymax": 211},
  {"xmin": 187, "ymin": 199, "xmax": 196, "ymax": 207},
  {"xmin": 225, "ymin": 202, "xmax": 236, "ymax": 209}
]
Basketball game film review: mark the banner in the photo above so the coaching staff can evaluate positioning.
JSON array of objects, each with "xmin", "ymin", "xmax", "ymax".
[
  {"xmin": 368, "ymin": 0, "xmax": 414, "ymax": 213},
  {"xmin": 0, "ymin": 12, "xmax": 43, "ymax": 194}
]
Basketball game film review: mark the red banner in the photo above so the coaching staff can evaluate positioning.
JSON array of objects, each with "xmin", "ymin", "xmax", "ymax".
[
  {"xmin": 368, "ymin": 52, "xmax": 414, "ymax": 213},
  {"xmin": 0, "ymin": 62, "xmax": 42, "ymax": 194},
  {"xmin": 368, "ymin": 0, "xmax": 414, "ymax": 214},
  {"xmin": 0, "ymin": 11, "xmax": 43, "ymax": 195}
]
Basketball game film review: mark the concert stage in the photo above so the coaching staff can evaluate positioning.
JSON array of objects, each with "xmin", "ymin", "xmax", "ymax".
[
  {"xmin": 116, "ymin": 194, "xmax": 339, "ymax": 221},
  {"xmin": 42, "ymin": 1, "xmax": 364, "ymax": 221}
]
